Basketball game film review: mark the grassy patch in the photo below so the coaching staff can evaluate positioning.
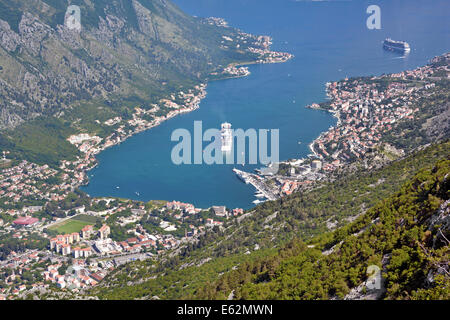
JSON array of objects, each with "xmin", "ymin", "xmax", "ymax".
[{"xmin": 48, "ymin": 214, "xmax": 99, "ymax": 234}]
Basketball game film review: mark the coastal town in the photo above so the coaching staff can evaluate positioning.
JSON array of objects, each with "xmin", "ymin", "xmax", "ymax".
[
  {"xmin": 0, "ymin": 192, "xmax": 246, "ymax": 299},
  {"xmin": 0, "ymin": 51, "xmax": 448, "ymax": 298},
  {"xmin": 231, "ymin": 53, "xmax": 450, "ymax": 201},
  {"xmin": 0, "ymin": 19, "xmax": 294, "ymax": 300}
]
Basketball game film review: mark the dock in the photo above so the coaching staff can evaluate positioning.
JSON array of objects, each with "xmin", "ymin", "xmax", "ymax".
[{"xmin": 232, "ymin": 168, "xmax": 278, "ymax": 201}]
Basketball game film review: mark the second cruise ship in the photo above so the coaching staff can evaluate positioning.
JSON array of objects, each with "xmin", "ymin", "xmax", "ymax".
[{"xmin": 383, "ymin": 38, "xmax": 411, "ymax": 53}]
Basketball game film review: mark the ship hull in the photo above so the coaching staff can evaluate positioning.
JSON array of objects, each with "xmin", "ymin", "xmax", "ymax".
[
  {"xmin": 383, "ymin": 38, "xmax": 410, "ymax": 53},
  {"xmin": 383, "ymin": 43, "xmax": 410, "ymax": 53}
]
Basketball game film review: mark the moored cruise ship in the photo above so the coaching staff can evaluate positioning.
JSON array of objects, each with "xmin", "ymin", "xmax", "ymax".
[
  {"xmin": 383, "ymin": 38, "xmax": 411, "ymax": 53},
  {"xmin": 221, "ymin": 122, "xmax": 233, "ymax": 152}
]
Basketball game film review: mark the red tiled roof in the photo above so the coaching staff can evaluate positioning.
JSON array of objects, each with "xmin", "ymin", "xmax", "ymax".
[{"xmin": 13, "ymin": 217, "xmax": 38, "ymax": 225}]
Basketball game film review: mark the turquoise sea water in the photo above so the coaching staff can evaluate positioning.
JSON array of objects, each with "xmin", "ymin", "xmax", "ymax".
[{"xmin": 82, "ymin": 0, "xmax": 450, "ymax": 209}]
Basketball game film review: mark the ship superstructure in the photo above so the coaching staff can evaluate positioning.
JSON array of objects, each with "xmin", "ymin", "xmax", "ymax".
[
  {"xmin": 383, "ymin": 38, "xmax": 411, "ymax": 53},
  {"xmin": 220, "ymin": 122, "xmax": 233, "ymax": 152}
]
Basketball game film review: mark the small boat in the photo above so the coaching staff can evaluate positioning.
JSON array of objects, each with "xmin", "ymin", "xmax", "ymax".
[
  {"xmin": 298, "ymin": 141, "xmax": 302, "ymax": 145},
  {"xmin": 116, "ymin": 186, "xmax": 120, "ymax": 189},
  {"xmin": 255, "ymin": 193, "xmax": 265, "ymax": 198},
  {"xmin": 135, "ymin": 192, "xmax": 140, "ymax": 196},
  {"xmin": 252, "ymin": 200, "xmax": 262, "ymax": 204}
]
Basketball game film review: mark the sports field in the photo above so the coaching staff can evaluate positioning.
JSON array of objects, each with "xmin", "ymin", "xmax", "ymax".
[{"xmin": 48, "ymin": 214, "xmax": 99, "ymax": 234}]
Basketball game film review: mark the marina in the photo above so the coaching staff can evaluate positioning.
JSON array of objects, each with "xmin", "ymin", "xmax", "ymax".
[{"xmin": 233, "ymin": 168, "xmax": 278, "ymax": 201}]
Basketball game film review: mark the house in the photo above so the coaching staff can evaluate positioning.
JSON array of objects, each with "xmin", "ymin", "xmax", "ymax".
[
  {"xmin": 119, "ymin": 241, "xmax": 130, "ymax": 251},
  {"xmin": 232, "ymin": 208, "xmax": 244, "ymax": 216},
  {"xmin": 127, "ymin": 237, "xmax": 138, "ymax": 245},
  {"xmin": 90, "ymin": 273, "xmax": 104, "ymax": 283},
  {"xmin": 23, "ymin": 206, "xmax": 43, "ymax": 214},
  {"xmin": 130, "ymin": 209, "xmax": 146, "ymax": 215},
  {"xmin": 43, "ymin": 271, "xmax": 51, "ymax": 281},
  {"xmin": 72, "ymin": 232, "xmax": 80, "ymax": 242},
  {"xmin": 166, "ymin": 201, "xmax": 196, "ymax": 214},
  {"xmin": 73, "ymin": 247, "xmax": 92, "ymax": 258},
  {"xmin": 61, "ymin": 244, "xmax": 71, "ymax": 256},
  {"xmin": 63, "ymin": 234, "xmax": 73, "ymax": 244},
  {"xmin": 49, "ymin": 269, "xmax": 59, "ymax": 279},
  {"xmin": 72, "ymin": 248, "xmax": 82, "ymax": 259},
  {"xmin": 50, "ymin": 238, "xmax": 58, "ymax": 250},
  {"xmin": 98, "ymin": 224, "xmax": 110, "ymax": 240},
  {"xmin": 81, "ymin": 247, "xmax": 92, "ymax": 257},
  {"xmin": 74, "ymin": 206, "xmax": 86, "ymax": 214},
  {"xmin": 81, "ymin": 225, "xmax": 94, "ymax": 239},
  {"xmin": 212, "ymin": 206, "xmax": 227, "ymax": 217}
]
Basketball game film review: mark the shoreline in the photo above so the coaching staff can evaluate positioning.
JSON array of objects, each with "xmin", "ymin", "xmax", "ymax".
[
  {"xmin": 306, "ymin": 106, "xmax": 340, "ymax": 159},
  {"xmin": 72, "ymin": 53, "xmax": 294, "ymax": 196},
  {"xmin": 68, "ymin": 48, "xmax": 445, "ymax": 208},
  {"xmin": 233, "ymin": 52, "xmax": 449, "ymax": 201}
]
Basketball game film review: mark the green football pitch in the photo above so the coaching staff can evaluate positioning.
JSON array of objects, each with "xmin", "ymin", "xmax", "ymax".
[{"xmin": 48, "ymin": 214, "xmax": 99, "ymax": 234}]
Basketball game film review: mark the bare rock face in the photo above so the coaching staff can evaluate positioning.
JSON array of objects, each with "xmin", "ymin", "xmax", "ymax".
[
  {"xmin": 344, "ymin": 254, "xmax": 390, "ymax": 300},
  {"xmin": 0, "ymin": 0, "xmax": 245, "ymax": 130},
  {"xmin": 423, "ymin": 102, "xmax": 450, "ymax": 142},
  {"xmin": 428, "ymin": 199, "xmax": 450, "ymax": 249},
  {"xmin": 19, "ymin": 12, "xmax": 52, "ymax": 56},
  {"xmin": 132, "ymin": 0, "xmax": 157, "ymax": 38},
  {"xmin": 0, "ymin": 20, "xmax": 20, "ymax": 51},
  {"xmin": 0, "ymin": 6, "xmax": 127, "ymax": 129}
]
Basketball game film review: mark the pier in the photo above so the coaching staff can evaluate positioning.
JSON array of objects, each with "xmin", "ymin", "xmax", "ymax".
[{"xmin": 232, "ymin": 168, "xmax": 279, "ymax": 201}]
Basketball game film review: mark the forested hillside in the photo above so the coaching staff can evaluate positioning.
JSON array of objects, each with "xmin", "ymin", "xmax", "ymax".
[
  {"xmin": 198, "ymin": 159, "xmax": 450, "ymax": 300},
  {"xmin": 90, "ymin": 141, "xmax": 449, "ymax": 300}
]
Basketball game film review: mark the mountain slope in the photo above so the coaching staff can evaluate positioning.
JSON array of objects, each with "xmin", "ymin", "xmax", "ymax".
[
  {"xmin": 89, "ymin": 141, "xmax": 449, "ymax": 300},
  {"xmin": 202, "ymin": 158, "xmax": 449, "ymax": 300},
  {"xmin": 0, "ymin": 0, "xmax": 259, "ymax": 129}
]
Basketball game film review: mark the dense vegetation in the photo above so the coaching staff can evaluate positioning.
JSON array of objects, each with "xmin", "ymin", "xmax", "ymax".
[
  {"xmin": 0, "ymin": 117, "xmax": 80, "ymax": 167},
  {"xmin": 90, "ymin": 140, "xmax": 449, "ymax": 300},
  {"xmin": 198, "ymin": 159, "xmax": 449, "ymax": 300},
  {"xmin": 0, "ymin": 233, "xmax": 48, "ymax": 261}
]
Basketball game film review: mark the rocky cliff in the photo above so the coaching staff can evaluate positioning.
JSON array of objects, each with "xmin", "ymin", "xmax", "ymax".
[{"xmin": 0, "ymin": 0, "xmax": 257, "ymax": 129}]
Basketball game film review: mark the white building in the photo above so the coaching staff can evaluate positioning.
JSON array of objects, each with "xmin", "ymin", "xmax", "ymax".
[{"xmin": 311, "ymin": 160, "xmax": 322, "ymax": 171}]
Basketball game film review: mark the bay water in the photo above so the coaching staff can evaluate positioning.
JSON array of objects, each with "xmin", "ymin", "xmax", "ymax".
[{"xmin": 82, "ymin": 0, "xmax": 450, "ymax": 209}]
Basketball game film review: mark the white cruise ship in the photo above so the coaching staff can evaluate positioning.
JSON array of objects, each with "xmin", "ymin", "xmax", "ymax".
[{"xmin": 221, "ymin": 122, "xmax": 233, "ymax": 152}]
